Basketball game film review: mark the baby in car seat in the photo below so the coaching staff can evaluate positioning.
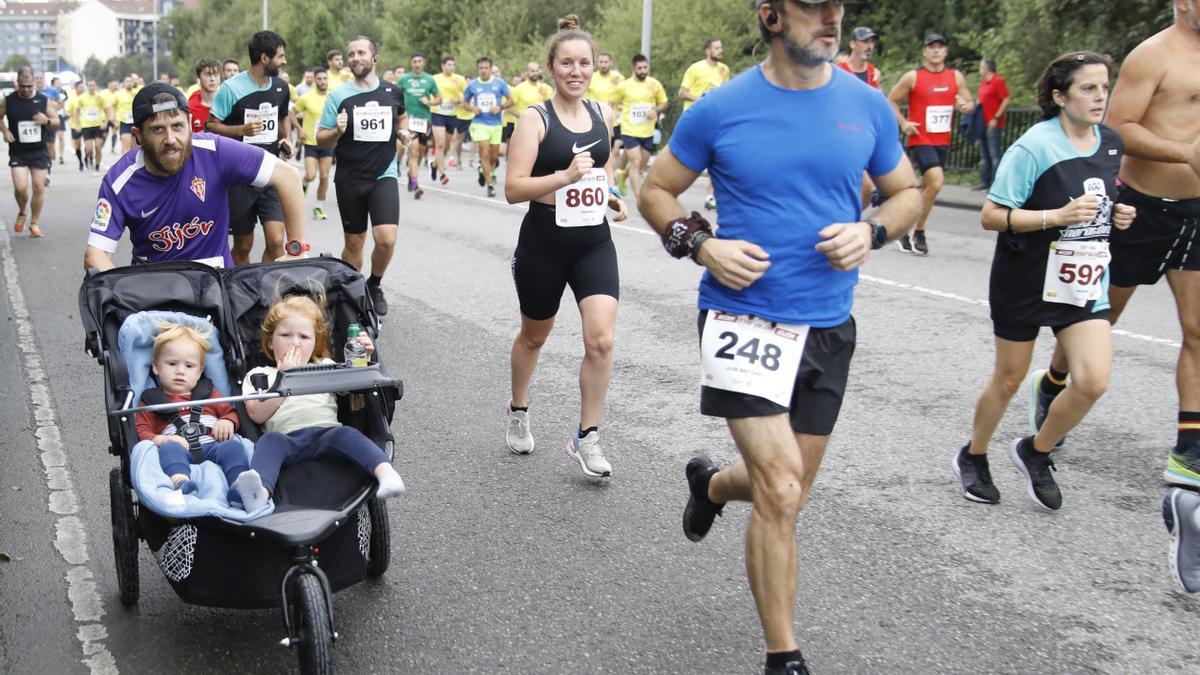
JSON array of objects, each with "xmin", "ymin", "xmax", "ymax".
[{"xmin": 135, "ymin": 321, "xmax": 268, "ymax": 511}]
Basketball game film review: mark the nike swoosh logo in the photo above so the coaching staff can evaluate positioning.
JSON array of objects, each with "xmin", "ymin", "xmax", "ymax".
[
  {"xmin": 141, "ymin": 206, "xmax": 159, "ymax": 218},
  {"xmin": 572, "ymin": 140, "xmax": 601, "ymax": 154}
]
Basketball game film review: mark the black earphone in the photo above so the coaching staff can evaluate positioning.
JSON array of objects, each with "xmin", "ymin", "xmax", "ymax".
[{"xmin": 767, "ymin": 10, "xmax": 778, "ymax": 26}]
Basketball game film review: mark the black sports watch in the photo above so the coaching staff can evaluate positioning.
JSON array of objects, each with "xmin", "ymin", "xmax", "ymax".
[{"xmin": 866, "ymin": 218, "xmax": 887, "ymax": 250}]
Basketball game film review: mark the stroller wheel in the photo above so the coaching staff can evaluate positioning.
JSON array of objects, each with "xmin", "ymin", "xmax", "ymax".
[
  {"xmin": 292, "ymin": 573, "xmax": 334, "ymax": 675},
  {"xmin": 366, "ymin": 497, "xmax": 390, "ymax": 578},
  {"xmin": 109, "ymin": 467, "xmax": 140, "ymax": 607}
]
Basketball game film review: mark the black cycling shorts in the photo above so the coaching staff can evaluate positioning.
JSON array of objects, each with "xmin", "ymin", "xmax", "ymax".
[
  {"xmin": 228, "ymin": 184, "xmax": 284, "ymax": 236},
  {"xmin": 335, "ymin": 177, "xmax": 399, "ymax": 234},
  {"xmin": 511, "ymin": 201, "xmax": 619, "ymax": 320},
  {"xmin": 1110, "ymin": 184, "xmax": 1200, "ymax": 287},
  {"xmin": 909, "ymin": 145, "xmax": 949, "ymax": 173},
  {"xmin": 993, "ymin": 310, "xmax": 1111, "ymax": 343},
  {"xmin": 304, "ymin": 144, "xmax": 334, "ymax": 160},
  {"xmin": 82, "ymin": 127, "xmax": 104, "ymax": 141},
  {"xmin": 698, "ymin": 312, "xmax": 856, "ymax": 436}
]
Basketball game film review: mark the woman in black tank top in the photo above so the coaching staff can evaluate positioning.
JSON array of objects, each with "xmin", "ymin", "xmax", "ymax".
[{"xmin": 499, "ymin": 15, "xmax": 628, "ymax": 479}]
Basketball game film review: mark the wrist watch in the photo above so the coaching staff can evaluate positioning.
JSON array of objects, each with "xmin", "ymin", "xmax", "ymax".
[
  {"xmin": 284, "ymin": 239, "xmax": 310, "ymax": 257},
  {"xmin": 866, "ymin": 218, "xmax": 887, "ymax": 250}
]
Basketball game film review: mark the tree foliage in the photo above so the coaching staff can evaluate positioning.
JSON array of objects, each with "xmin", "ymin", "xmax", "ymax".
[
  {"xmin": 3, "ymin": 54, "xmax": 31, "ymax": 71},
  {"xmin": 162, "ymin": 0, "xmax": 1173, "ymax": 107}
]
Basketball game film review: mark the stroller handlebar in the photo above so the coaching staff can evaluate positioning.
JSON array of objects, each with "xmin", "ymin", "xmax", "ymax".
[{"xmin": 108, "ymin": 363, "xmax": 402, "ymax": 418}]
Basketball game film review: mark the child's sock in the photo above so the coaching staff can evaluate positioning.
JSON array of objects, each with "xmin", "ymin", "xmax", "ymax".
[
  {"xmin": 233, "ymin": 469, "xmax": 269, "ymax": 512},
  {"xmin": 171, "ymin": 474, "xmax": 197, "ymax": 494},
  {"xmin": 375, "ymin": 465, "xmax": 406, "ymax": 499}
]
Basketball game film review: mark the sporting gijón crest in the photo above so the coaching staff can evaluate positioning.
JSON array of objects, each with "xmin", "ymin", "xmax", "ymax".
[{"xmin": 190, "ymin": 176, "xmax": 206, "ymax": 202}]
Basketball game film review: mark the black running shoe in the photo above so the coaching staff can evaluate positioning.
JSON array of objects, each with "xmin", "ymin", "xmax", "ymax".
[
  {"xmin": 765, "ymin": 656, "xmax": 810, "ymax": 675},
  {"xmin": 953, "ymin": 444, "xmax": 1000, "ymax": 504},
  {"xmin": 487, "ymin": 184, "xmax": 496, "ymax": 198},
  {"xmin": 912, "ymin": 230, "xmax": 929, "ymax": 255},
  {"xmin": 367, "ymin": 283, "xmax": 389, "ymax": 316},
  {"xmin": 477, "ymin": 165, "xmax": 485, "ymax": 187},
  {"xmin": 431, "ymin": 164, "xmax": 438, "ymax": 182},
  {"xmin": 1010, "ymin": 436, "xmax": 1061, "ymax": 510},
  {"xmin": 896, "ymin": 234, "xmax": 913, "ymax": 253},
  {"xmin": 683, "ymin": 455, "xmax": 724, "ymax": 542}
]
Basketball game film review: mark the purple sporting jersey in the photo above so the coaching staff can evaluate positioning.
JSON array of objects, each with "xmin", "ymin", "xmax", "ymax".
[{"xmin": 87, "ymin": 132, "xmax": 276, "ymax": 268}]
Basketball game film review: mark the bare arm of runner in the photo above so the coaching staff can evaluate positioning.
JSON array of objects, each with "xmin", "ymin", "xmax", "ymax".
[
  {"xmin": 639, "ymin": 148, "xmax": 771, "ymax": 291},
  {"xmin": 1105, "ymin": 43, "xmax": 1191, "ymax": 164},
  {"xmin": 887, "ymin": 70, "xmax": 919, "ymax": 137}
]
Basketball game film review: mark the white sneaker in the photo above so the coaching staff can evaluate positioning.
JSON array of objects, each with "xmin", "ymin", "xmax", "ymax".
[
  {"xmin": 505, "ymin": 404, "xmax": 535, "ymax": 455},
  {"xmin": 567, "ymin": 430, "xmax": 612, "ymax": 477}
]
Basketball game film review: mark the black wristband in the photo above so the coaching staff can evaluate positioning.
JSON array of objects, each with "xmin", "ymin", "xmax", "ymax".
[
  {"xmin": 688, "ymin": 231, "xmax": 712, "ymax": 264},
  {"xmin": 662, "ymin": 211, "xmax": 714, "ymax": 259},
  {"xmin": 1005, "ymin": 207, "xmax": 1014, "ymax": 235}
]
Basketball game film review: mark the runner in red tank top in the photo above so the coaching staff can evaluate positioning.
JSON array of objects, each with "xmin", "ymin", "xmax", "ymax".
[{"xmin": 887, "ymin": 33, "xmax": 975, "ymax": 255}]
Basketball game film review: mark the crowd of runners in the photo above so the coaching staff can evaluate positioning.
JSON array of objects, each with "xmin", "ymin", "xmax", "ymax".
[{"xmin": 4, "ymin": 0, "xmax": 1200, "ymax": 671}]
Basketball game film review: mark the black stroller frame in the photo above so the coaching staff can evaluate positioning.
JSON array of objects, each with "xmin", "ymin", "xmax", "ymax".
[{"xmin": 79, "ymin": 258, "xmax": 402, "ymax": 674}]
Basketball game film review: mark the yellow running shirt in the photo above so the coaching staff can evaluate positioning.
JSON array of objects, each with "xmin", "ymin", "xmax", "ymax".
[
  {"xmin": 76, "ymin": 93, "xmax": 107, "ymax": 129},
  {"xmin": 586, "ymin": 70, "xmax": 624, "ymax": 105},
  {"xmin": 432, "ymin": 73, "xmax": 466, "ymax": 118},
  {"xmin": 114, "ymin": 88, "xmax": 136, "ymax": 125},
  {"xmin": 293, "ymin": 89, "xmax": 328, "ymax": 146},
  {"xmin": 506, "ymin": 80, "xmax": 553, "ymax": 125},
  {"xmin": 612, "ymin": 76, "xmax": 667, "ymax": 138},
  {"xmin": 680, "ymin": 59, "xmax": 730, "ymax": 110}
]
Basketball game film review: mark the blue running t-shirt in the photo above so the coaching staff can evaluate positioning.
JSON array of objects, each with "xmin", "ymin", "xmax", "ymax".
[
  {"xmin": 669, "ymin": 66, "xmax": 903, "ymax": 326},
  {"xmin": 463, "ymin": 77, "xmax": 510, "ymax": 127}
]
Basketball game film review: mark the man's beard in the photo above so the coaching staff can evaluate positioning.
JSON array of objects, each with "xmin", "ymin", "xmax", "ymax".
[
  {"xmin": 529, "ymin": 74, "xmax": 541, "ymax": 82},
  {"xmin": 351, "ymin": 61, "xmax": 372, "ymax": 79},
  {"xmin": 780, "ymin": 26, "xmax": 836, "ymax": 68},
  {"xmin": 635, "ymin": 72, "xmax": 647, "ymax": 81},
  {"xmin": 264, "ymin": 63, "xmax": 280, "ymax": 78},
  {"xmin": 145, "ymin": 135, "xmax": 192, "ymax": 176}
]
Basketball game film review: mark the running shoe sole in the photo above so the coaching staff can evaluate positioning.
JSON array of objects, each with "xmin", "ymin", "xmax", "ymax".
[
  {"xmin": 1166, "ymin": 488, "xmax": 1200, "ymax": 593},
  {"xmin": 952, "ymin": 452, "xmax": 997, "ymax": 504},
  {"xmin": 566, "ymin": 442, "xmax": 610, "ymax": 478},
  {"xmin": 1010, "ymin": 438, "xmax": 1058, "ymax": 511},
  {"xmin": 1165, "ymin": 455, "xmax": 1200, "ymax": 489},
  {"xmin": 414, "ymin": 187, "xmax": 424, "ymax": 200}
]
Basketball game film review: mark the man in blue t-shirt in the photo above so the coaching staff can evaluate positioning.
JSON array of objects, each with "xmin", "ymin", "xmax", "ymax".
[
  {"xmin": 462, "ymin": 56, "xmax": 510, "ymax": 198},
  {"xmin": 82, "ymin": 82, "xmax": 307, "ymax": 272},
  {"xmin": 638, "ymin": 1, "xmax": 921, "ymax": 671}
]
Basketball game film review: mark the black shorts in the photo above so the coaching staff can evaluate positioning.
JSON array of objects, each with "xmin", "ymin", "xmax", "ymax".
[
  {"xmin": 612, "ymin": 126, "xmax": 622, "ymax": 147},
  {"xmin": 335, "ymin": 178, "xmax": 400, "ymax": 234},
  {"xmin": 621, "ymin": 135, "xmax": 653, "ymax": 152},
  {"xmin": 909, "ymin": 145, "xmax": 949, "ymax": 173},
  {"xmin": 993, "ymin": 310, "xmax": 1111, "ymax": 343},
  {"xmin": 227, "ymin": 184, "xmax": 284, "ymax": 236},
  {"xmin": 82, "ymin": 127, "xmax": 104, "ymax": 141},
  {"xmin": 512, "ymin": 202, "xmax": 619, "ymax": 320},
  {"xmin": 442, "ymin": 117, "xmax": 469, "ymax": 136},
  {"xmin": 1110, "ymin": 184, "xmax": 1200, "ymax": 287},
  {"xmin": 410, "ymin": 130, "xmax": 431, "ymax": 147},
  {"xmin": 431, "ymin": 113, "xmax": 455, "ymax": 128},
  {"xmin": 71, "ymin": 128, "xmax": 82, "ymax": 140},
  {"xmin": 119, "ymin": 123, "xmax": 134, "ymax": 135},
  {"xmin": 304, "ymin": 144, "xmax": 333, "ymax": 160},
  {"xmin": 502, "ymin": 122, "xmax": 515, "ymax": 143},
  {"xmin": 58, "ymin": 116, "xmax": 67, "ymax": 133},
  {"xmin": 9, "ymin": 150, "xmax": 51, "ymax": 170},
  {"xmin": 698, "ymin": 312, "xmax": 856, "ymax": 436}
]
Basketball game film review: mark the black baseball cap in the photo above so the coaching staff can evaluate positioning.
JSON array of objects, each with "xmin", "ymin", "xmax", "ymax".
[
  {"xmin": 924, "ymin": 33, "xmax": 948, "ymax": 47},
  {"xmin": 131, "ymin": 82, "xmax": 189, "ymax": 128},
  {"xmin": 851, "ymin": 27, "xmax": 877, "ymax": 41}
]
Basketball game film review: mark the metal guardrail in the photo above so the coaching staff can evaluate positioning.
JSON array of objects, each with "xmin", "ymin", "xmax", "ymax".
[{"xmin": 944, "ymin": 108, "xmax": 1041, "ymax": 173}]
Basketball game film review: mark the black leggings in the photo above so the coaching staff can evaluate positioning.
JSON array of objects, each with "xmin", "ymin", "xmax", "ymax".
[{"xmin": 512, "ymin": 202, "xmax": 619, "ymax": 320}]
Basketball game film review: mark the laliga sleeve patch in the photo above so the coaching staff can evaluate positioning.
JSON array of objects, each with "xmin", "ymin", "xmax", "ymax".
[{"xmin": 91, "ymin": 198, "xmax": 113, "ymax": 232}]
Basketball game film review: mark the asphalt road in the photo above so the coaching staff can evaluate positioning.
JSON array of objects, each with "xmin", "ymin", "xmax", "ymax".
[{"xmin": 0, "ymin": 142, "xmax": 1192, "ymax": 674}]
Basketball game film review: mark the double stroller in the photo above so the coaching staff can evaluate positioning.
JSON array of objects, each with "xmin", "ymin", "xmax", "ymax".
[{"xmin": 79, "ymin": 258, "xmax": 403, "ymax": 674}]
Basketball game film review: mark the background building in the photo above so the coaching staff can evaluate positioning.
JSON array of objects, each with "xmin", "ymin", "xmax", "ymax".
[{"xmin": 0, "ymin": 0, "xmax": 188, "ymax": 74}]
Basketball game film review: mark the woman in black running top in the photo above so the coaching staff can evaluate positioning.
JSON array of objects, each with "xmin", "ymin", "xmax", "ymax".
[{"xmin": 502, "ymin": 14, "xmax": 628, "ymax": 478}]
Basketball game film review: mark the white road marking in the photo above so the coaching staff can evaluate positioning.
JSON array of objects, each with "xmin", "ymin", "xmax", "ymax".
[
  {"xmin": 1, "ymin": 226, "xmax": 118, "ymax": 674},
  {"xmin": 426, "ymin": 186, "xmax": 1182, "ymax": 350}
]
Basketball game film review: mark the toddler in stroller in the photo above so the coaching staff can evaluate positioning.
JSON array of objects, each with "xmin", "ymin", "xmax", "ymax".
[
  {"xmin": 135, "ymin": 320, "xmax": 266, "ymax": 510},
  {"xmin": 243, "ymin": 292, "xmax": 406, "ymax": 503}
]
